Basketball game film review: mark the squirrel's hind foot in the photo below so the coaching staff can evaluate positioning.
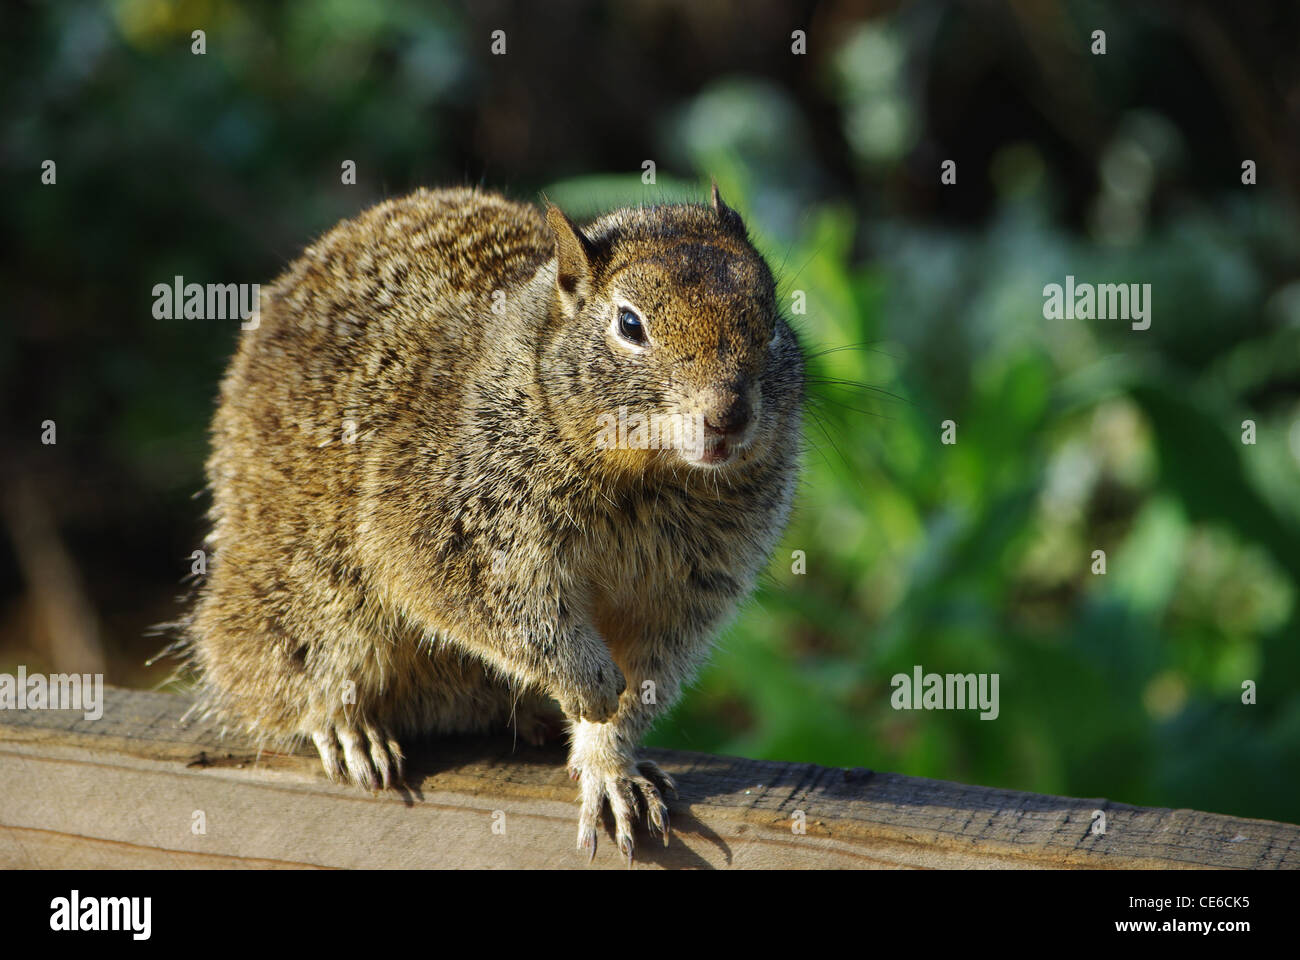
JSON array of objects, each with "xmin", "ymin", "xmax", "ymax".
[{"xmin": 311, "ymin": 721, "xmax": 406, "ymax": 791}]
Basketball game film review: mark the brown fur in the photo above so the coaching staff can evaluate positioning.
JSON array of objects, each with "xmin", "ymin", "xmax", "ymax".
[{"xmin": 182, "ymin": 184, "xmax": 804, "ymax": 860}]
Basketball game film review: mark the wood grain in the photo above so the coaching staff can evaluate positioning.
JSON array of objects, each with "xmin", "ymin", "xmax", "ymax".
[{"xmin": 1, "ymin": 686, "xmax": 1296, "ymax": 869}]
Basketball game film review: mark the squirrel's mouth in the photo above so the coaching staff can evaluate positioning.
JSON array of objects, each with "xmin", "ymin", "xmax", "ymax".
[
  {"xmin": 697, "ymin": 437, "xmax": 734, "ymax": 466},
  {"xmin": 679, "ymin": 433, "xmax": 745, "ymax": 469}
]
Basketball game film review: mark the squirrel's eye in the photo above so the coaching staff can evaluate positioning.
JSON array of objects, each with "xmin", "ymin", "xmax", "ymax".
[{"xmin": 617, "ymin": 308, "xmax": 646, "ymax": 345}]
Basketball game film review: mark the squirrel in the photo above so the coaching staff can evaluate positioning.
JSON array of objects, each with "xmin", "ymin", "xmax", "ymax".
[{"xmin": 180, "ymin": 182, "xmax": 804, "ymax": 861}]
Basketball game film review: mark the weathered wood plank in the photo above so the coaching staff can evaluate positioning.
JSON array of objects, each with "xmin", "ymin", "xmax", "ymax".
[{"xmin": 1, "ymin": 686, "xmax": 1296, "ymax": 868}]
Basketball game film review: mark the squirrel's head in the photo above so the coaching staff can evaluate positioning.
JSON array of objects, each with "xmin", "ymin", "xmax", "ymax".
[{"xmin": 542, "ymin": 182, "xmax": 802, "ymax": 476}]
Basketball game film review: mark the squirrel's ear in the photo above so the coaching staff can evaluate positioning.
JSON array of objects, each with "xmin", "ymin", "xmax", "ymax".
[
  {"xmin": 545, "ymin": 203, "xmax": 595, "ymax": 310},
  {"xmin": 711, "ymin": 178, "xmax": 747, "ymax": 237}
]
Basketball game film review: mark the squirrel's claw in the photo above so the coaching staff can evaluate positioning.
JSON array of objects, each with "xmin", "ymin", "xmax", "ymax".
[
  {"xmin": 578, "ymin": 825, "xmax": 598, "ymax": 862},
  {"xmin": 312, "ymin": 729, "xmax": 345, "ymax": 782},
  {"xmin": 636, "ymin": 759, "xmax": 678, "ymax": 799},
  {"xmin": 366, "ymin": 723, "xmax": 405, "ymax": 789}
]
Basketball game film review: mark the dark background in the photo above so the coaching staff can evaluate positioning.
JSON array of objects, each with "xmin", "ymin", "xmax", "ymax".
[{"xmin": 3, "ymin": 0, "xmax": 1299, "ymax": 823}]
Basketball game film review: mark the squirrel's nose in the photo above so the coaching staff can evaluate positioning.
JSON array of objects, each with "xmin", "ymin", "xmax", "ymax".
[{"xmin": 704, "ymin": 395, "xmax": 752, "ymax": 436}]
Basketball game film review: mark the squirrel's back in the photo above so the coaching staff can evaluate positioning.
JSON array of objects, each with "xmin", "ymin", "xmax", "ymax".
[
  {"xmin": 207, "ymin": 187, "xmax": 550, "ymax": 538},
  {"xmin": 232, "ymin": 186, "xmax": 549, "ymax": 382}
]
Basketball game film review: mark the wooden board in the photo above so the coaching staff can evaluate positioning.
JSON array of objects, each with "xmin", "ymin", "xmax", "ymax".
[{"xmin": 1, "ymin": 686, "xmax": 1296, "ymax": 868}]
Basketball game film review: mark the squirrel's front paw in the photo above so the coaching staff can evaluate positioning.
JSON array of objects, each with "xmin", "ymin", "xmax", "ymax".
[
  {"xmin": 575, "ymin": 759, "xmax": 677, "ymax": 863},
  {"xmin": 558, "ymin": 665, "xmax": 626, "ymax": 724}
]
